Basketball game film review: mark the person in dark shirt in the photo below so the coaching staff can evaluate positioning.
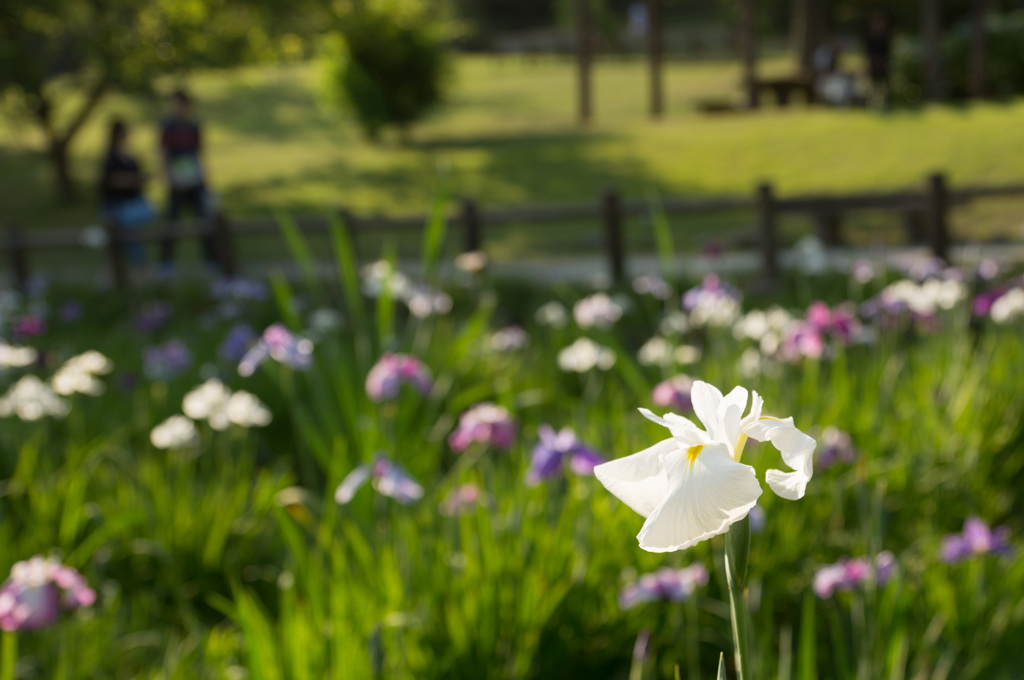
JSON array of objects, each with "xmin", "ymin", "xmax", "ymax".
[
  {"xmin": 160, "ymin": 89, "xmax": 217, "ymax": 270},
  {"xmin": 100, "ymin": 120, "xmax": 152, "ymax": 263},
  {"xmin": 865, "ymin": 12, "xmax": 892, "ymax": 108}
]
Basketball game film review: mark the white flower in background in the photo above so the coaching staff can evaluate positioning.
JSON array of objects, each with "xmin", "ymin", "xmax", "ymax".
[
  {"xmin": 226, "ymin": 391, "xmax": 273, "ymax": 428},
  {"xmin": 407, "ymin": 286, "xmax": 453, "ymax": 319},
  {"xmin": 632, "ymin": 274, "xmax": 672, "ymax": 300},
  {"xmin": 150, "ymin": 415, "xmax": 198, "ymax": 449},
  {"xmin": 991, "ymin": 288, "xmax": 1024, "ymax": 324},
  {"xmin": 0, "ymin": 376, "xmax": 70, "ymax": 421},
  {"xmin": 659, "ymin": 311, "xmax": 690, "ymax": 336},
  {"xmin": 880, "ymin": 278, "xmax": 966, "ymax": 316},
  {"xmin": 794, "ymin": 235, "xmax": 827, "ymax": 275},
  {"xmin": 50, "ymin": 350, "xmax": 113, "ymax": 396},
  {"xmin": 595, "ymin": 381, "xmax": 816, "ymax": 552},
  {"xmin": 306, "ymin": 308, "xmax": 343, "ymax": 336},
  {"xmin": 738, "ymin": 348, "xmax": 764, "ymax": 379},
  {"xmin": 557, "ymin": 338, "xmax": 616, "ymax": 373},
  {"xmin": 0, "ymin": 343, "xmax": 38, "ymax": 368},
  {"xmin": 674, "ymin": 345, "xmax": 702, "ymax": 365},
  {"xmin": 638, "ymin": 337, "xmax": 674, "ymax": 367},
  {"xmin": 454, "ymin": 251, "xmax": 488, "ymax": 274},
  {"xmin": 360, "ymin": 261, "xmax": 411, "ymax": 300},
  {"xmin": 535, "ymin": 301, "xmax": 568, "ymax": 328},
  {"xmin": 489, "ymin": 325, "xmax": 529, "ymax": 353},
  {"xmin": 573, "ymin": 293, "xmax": 624, "ymax": 330}
]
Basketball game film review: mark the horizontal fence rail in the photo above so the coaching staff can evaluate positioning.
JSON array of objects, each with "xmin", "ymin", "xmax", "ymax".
[{"xmin": 5, "ymin": 173, "xmax": 1024, "ymax": 290}]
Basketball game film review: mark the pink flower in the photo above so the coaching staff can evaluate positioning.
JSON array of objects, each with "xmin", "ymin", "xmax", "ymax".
[
  {"xmin": 365, "ymin": 353, "xmax": 433, "ymax": 401},
  {"xmin": 448, "ymin": 403, "xmax": 517, "ymax": 452},
  {"xmin": 813, "ymin": 552, "xmax": 896, "ymax": 598},
  {"xmin": 0, "ymin": 556, "xmax": 95, "ymax": 632},
  {"xmin": 651, "ymin": 375, "xmax": 694, "ymax": 412},
  {"xmin": 619, "ymin": 565, "xmax": 709, "ymax": 610}
]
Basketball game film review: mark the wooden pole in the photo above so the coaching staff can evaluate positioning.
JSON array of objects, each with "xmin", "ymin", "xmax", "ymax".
[
  {"xmin": 921, "ymin": 0, "xmax": 943, "ymax": 102},
  {"xmin": 968, "ymin": 0, "xmax": 988, "ymax": 99},
  {"xmin": 757, "ymin": 183, "xmax": 778, "ymax": 279},
  {"xmin": 105, "ymin": 220, "xmax": 128, "ymax": 290},
  {"xmin": 926, "ymin": 173, "xmax": 950, "ymax": 261},
  {"xmin": 791, "ymin": 0, "xmax": 816, "ymax": 79},
  {"xmin": 602, "ymin": 189, "xmax": 625, "ymax": 284},
  {"xmin": 6, "ymin": 225, "xmax": 29, "ymax": 291},
  {"xmin": 740, "ymin": 0, "xmax": 759, "ymax": 109},
  {"xmin": 460, "ymin": 198, "xmax": 482, "ymax": 252},
  {"xmin": 648, "ymin": 0, "xmax": 664, "ymax": 118},
  {"xmin": 576, "ymin": 0, "xmax": 593, "ymax": 124},
  {"xmin": 214, "ymin": 212, "xmax": 238, "ymax": 278}
]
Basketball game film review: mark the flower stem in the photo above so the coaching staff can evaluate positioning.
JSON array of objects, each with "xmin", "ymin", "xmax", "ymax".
[
  {"xmin": 1, "ymin": 631, "xmax": 15, "ymax": 680},
  {"xmin": 725, "ymin": 516, "xmax": 753, "ymax": 680}
]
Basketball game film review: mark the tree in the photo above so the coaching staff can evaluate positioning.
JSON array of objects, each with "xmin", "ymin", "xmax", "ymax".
[{"xmin": 0, "ymin": 0, "xmax": 324, "ymax": 202}]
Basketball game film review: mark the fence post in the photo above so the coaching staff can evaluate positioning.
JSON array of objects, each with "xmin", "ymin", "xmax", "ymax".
[
  {"xmin": 602, "ymin": 189, "xmax": 626, "ymax": 284},
  {"xmin": 214, "ymin": 212, "xmax": 238, "ymax": 278},
  {"xmin": 105, "ymin": 220, "xmax": 128, "ymax": 290},
  {"xmin": 461, "ymin": 198, "xmax": 482, "ymax": 252},
  {"xmin": 815, "ymin": 210, "xmax": 843, "ymax": 247},
  {"xmin": 757, "ymin": 183, "xmax": 779, "ymax": 279},
  {"xmin": 925, "ymin": 172, "xmax": 950, "ymax": 261},
  {"xmin": 6, "ymin": 225, "xmax": 29, "ymax": 291}
]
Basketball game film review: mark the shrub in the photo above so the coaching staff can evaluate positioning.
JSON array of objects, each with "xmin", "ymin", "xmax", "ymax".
[
  {"xmin": 323, "ymin": 0, "xmax": 453, "ymax": 141},
  {"xmin": 891, "ymin": 11, "xmax": 1024, "ymax": 104}
]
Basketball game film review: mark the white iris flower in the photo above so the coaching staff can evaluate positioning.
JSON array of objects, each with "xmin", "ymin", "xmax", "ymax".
[{"xmin": 595, "ymin": 380, "xmax": 815, "ymax": 553}]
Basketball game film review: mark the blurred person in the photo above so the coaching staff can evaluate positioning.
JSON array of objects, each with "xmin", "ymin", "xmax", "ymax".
[
  {"xmin": 159, "ymin": 89, "xmax": 217, "ymax": 273},
  {"xmin": 99, "ymin": 119, "xmax": 154, "ymax": 264},
  {"xmin": 864, "ymin": 11, "xmax": 892, "ymax": 109}
]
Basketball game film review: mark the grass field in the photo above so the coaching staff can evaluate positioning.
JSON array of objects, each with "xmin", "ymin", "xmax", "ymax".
[{"xmin": 4, "ymin": 54, "xmax": 1024, "ymax": 261}]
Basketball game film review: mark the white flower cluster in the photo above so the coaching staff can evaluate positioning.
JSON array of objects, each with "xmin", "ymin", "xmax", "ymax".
[
  {"xmin": 573, "ymin": 293, "xmax": 624, "ymax": 330},
  {"xmin": 535, "ymin": 301, "xmax": 568, "ymax": 328},
  {"xmin": 880, "ymin": 278, "xmax": 966, "ymax": 316},
  {"xmin": 637, "ymin": 337, "xmax": 702, "ymax": 367},
  {"xmin": 360, "ymin": 261, "xmax": 452, "ymax": 319},
  {"xmin": 51, "ymin": 351, "xmax": 113, "ymax": 397},
  {"xmin": 181, "ymin": 378, "xmax": 272, "ymax": 431},
  {"xmin": 557, "ymin": 338, "xmax": 616, "ymax": 373},
  {"xmin": 990, "ymin": 288, "xmax": 1024, "ymax": 324},
  {"xmin": 150, "ymin": 415, "xmax": 198, "ymax": 449},
  {"xmin": 0, "ymin": 342, "xmax": 38, "ymax": 369},
  {"xmin": 0, "ymin": 376, "xmax": 69, "ymax": 421},
  {"xmin": 732, "ymin": 307, "xmax": 794, "ymax": 356}
]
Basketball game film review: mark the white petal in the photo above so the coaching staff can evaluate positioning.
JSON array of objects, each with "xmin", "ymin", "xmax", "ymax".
[
  {"xmin": 690, "ymin": 381, "xmax": 723, "ymax": 439},
  {"xmin": 638, "ymin": 408, "xmax": 708, "ymax": 447},
  {"xmin": 763, "ymin": 424, "xmax": 816, "ymax": 500},
  {"xmin": 594, "ymin": 439, "xmax": 675, "ymax": 518},
  {"xmin": 637, "ymin": 443, "xmax": 762, "ymax": 552},
  {"xmin": 334, "ymin": 465, "xmax": 372, "ymax": 504},
  {"xmin": 717, "ymin": 386, "xmax": 748, "ymax": 446},
  {"xmin": 740, "ymin": 391, "xmax": 764, "ymax": 430}
]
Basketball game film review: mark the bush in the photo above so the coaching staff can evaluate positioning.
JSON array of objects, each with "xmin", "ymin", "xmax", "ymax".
[
  {"xmin": 891, "ymin": 11, "xmax": 1024, "ymax": 104},
  {"xmin": 323, "ymin": 0, "xmax": 453, "ymax": 141}
]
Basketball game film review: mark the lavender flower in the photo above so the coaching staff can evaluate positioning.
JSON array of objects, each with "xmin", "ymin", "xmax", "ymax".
[
  {"xmin": 219, "ymin": 323, "xmax": 257, "ymax": 363},
  {"xmin": 13, "ymin": 315, "xmax": 46, "ymax": 339},
  {"xmin": 813, "ymin": 551, "xmax": 896, "ymax": 598},
  {"xmin": 526, "ymin": 425, "xmax": 605, "ymax": 486},
  {"xmin": 0, "ymin": 556, "xmax": 95, "ymax": 632},
  {"xmin": 57, "ymin": 301, "xmax": 83, "ymax": 323},
  {"xmin": 365, "ymin": 353, "xmax": 433, "ymax": 401},
  {"xmin": 818, "ymin": 426, "xmax": 857, "ymax": 469},
  {"xmin": 134, "ymin": 301, "xmax": 172, "ymax": 333},
  {"xmin": 448, "ymin": 403, "xmax": 517, "ymax": 453},
  {"xmin": 619, "ymin": 565, "xmax": 709, "ymax": 610},
  {"xmin": 143, "ymin": 340, "xmax": 192, "ymax": 381},
  {"xmin": 334, "ymin": 456, "xmax": 423, "ymax": 505},
  {"xmin": 651, "ymin": 375, "xmax": 694, "ymax": 412},
  {"xmin": 941, "ymin": 517, "xmax": 1012, "ymax": 564},
  {"xmin": 238, "ymin": 324, "xmax": 314, "ymax": 377}
]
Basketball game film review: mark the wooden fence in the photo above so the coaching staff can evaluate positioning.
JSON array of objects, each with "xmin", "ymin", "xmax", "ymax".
[{"xmin": 5, "ymin": 172, "xmax": 1024, "ymax": 290}]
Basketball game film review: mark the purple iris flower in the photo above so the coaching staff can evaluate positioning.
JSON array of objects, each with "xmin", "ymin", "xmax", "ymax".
[
  {"xmin": 941, "ymin": 517, "xmax": 1011, "ymax": 564},
  {"xmin": 238, "ymin": 324, "xmax": 313, "ymax": 377},
  {"xmin": 448, "ymin": 403, "xmax": 517, "ymax": 453},
  {"xmin": 143, "ymin": 340, "xmax": 192, "ymax": 380},
  {"xmin": 57, "ymin": 301, "xmax": 83, "ymax": 323},
  {"xmin": 219, "ymin": 323, "xmax": 257, "ymax": 363},
  {"xmin": 13, "ymin": 315, "xmax": 46, "ymax": 339},
  {"xmin": 973, "ymin": 287, "xmax": 1007, "ymax": 317},
  {"xmin": 334, "ymin": 456, "xmax": 423, "ymax": 505},
  {"xmin": 134, "ymin": 301, "xmax": 172, "ymax": 333},
  {"xmin": 365, "ymin": 353, "xmax": 433, "ymax": 402},
  {"xmin": 748, "ymin": 504, "xmax": 766, "ymax": 534},
  {"xmin": 651, "ymin": 374, "xmax": 694, "ymax": 412},
  {"xmin": 0, "ymin": 556, "xmax": 95, "ymax": 632},
  {"xmin": 813, "ymin": 551, "xmax": 896, "ymax": 599},
  {"xmin": 526, "ymin": 425, "xmax": 605, "ymax": 486},
  {"xmin": 619, "ymin": 564, "xmax": 709, "ymax": 610}
]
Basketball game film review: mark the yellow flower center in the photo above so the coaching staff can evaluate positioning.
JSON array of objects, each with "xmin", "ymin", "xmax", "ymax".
[{"xmin": 686, "ymin": 444, "xmax": 704, "ymax": 467}]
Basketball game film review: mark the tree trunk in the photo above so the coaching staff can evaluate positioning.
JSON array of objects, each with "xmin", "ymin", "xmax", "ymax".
[
  {"xmin": 576, "ymin": 0, "xmax": 593, "ymax": 124},
  {"xmin": 740, "ymin": 0, "xmax": 759, "ymax": 108},
  {"xmin": 790, "ymin": 0, "xmax": 816, "ymax": 79},
  {"xmin": 648, "ymin": 0, "xmax": 664, "ymax": 118},
  {"xmin": 49, "ymin": 137, "xmax": 75, "ymax": 203},
  {"xmin": 921, "ymin": 0, "xmax": 943, "ymax": 102},
  {"xmin": 968, "ymin": 0, "xmax": 988, "ymax": 99}
]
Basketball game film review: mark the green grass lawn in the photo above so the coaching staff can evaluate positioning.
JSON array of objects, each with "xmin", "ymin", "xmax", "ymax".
[{"xmin": 3, "ymin": 54, "xmax": 1024, "ymax": 261}]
